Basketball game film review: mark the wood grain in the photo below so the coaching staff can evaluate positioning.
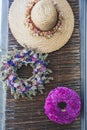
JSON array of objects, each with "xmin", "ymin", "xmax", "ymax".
[{"xmin": 6, "ymin": 0, "xmax": 81, "ymax": 129}]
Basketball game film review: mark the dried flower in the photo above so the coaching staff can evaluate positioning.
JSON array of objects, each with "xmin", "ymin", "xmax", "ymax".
[
  {"xmin": 25, "ymin": 0, "xmax": 63, "ymax": 38},
  {"xmin": 0, "ymin": 48, "xmax": 53, "ymax": 99}
]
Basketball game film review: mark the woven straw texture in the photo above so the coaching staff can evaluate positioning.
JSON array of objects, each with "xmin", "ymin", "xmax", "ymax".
[
  {"xmin": 8, "ymin": 0, "xmax": 74, "ymax": 53},
  {"xmin": 6, "ymin": 0, "xmax": 80, "ymax": 129}
]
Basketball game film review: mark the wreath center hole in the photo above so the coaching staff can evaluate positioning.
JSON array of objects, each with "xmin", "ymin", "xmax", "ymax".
[
  {"xmin": 17, "ymin": 64, "xmax": 33, "ymax": 79},
  {"xmin": 58, "ymin": 102, "xmax": 67, "ymax": 110}
]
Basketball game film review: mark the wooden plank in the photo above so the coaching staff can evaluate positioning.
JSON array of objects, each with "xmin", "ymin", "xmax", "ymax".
[{"xmin": 6, "ymin": 0, "xmax": 81, "ymax": 129}]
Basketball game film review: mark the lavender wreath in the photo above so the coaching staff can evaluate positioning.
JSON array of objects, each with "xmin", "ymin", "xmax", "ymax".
[{"xmin": 0, "ymin": 48, "xmax": 53, "ymax": 99}]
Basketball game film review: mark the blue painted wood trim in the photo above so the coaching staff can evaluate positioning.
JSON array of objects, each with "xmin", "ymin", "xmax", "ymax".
[
  {"xmin": 1, "ymin": 0, "xmax": 8, "ymax": 55},
  {"xmin": 0, "ymin": 0, "xmax": 8, "ymax": 129},
  {"xmin": 79, "ymin": 0, "xmax": 87, "ymax": 130}
]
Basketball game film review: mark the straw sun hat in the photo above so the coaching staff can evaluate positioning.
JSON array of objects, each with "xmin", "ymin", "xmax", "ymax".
[{"xmin": 9, "ymin": 0, "xmax": 74, "ymax": 53}]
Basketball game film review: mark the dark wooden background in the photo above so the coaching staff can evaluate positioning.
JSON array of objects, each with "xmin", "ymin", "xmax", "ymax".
[{"xmin": 6, "ymin": 0, "xmax": 81, "ymax": 129}]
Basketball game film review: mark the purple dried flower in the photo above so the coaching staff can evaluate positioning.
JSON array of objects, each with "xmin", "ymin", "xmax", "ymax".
[
  {"xmin": 42, "ymin": 66, "xmax": 46, "ymax": 72},
  {"xmin": 32, "ymin": 57, "xmax": 37, "ymax": 62},
  {"xmin": 8, "ymin": 75, "xmax": 14, "ymax": 81},
  {"xmin": 8, "ymin": 60, "xmax": 16, "ymax": 67},
  {"xmin": 15, "ymin": 54, "xmax": 21, "ymax": 58},
  {"xmin": 44, "ymin": 87, "xmax": 81, "ymax": 124},
  {"xmin": 3, "ymin": 63, "xmax": 9, "ymax": 69}
]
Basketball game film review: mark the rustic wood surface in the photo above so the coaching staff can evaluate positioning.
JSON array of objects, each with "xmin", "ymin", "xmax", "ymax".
[{"xmin": 6, "ymin": 0, "xmax": 81, "ymax": 129}]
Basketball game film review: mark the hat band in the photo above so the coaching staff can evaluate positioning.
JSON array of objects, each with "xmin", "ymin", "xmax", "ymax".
[{"xmin": 24, "ymin": 0, "xmax": 63, "ymax": 38}]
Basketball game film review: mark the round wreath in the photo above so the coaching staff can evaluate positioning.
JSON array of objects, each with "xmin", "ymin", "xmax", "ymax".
[
  {"xmin": 0, "ymin": 48, "xmax": 53, "ymax": 99},
  {"xmin": 44, "ymin": 87, "xmax": 81, "ymax": 124}
]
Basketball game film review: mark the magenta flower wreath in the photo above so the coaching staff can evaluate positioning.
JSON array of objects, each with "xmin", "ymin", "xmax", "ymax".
[
  {"xmin": 44, "ymin": 87, "xmax": 81, "ymax": 124},
  {"xmin": 0, "ymin": 48, "xmax": 53, "ymax": 99}
]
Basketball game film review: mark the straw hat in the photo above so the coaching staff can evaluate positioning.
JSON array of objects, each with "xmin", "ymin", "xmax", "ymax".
[{"xmin": 9, "ymin": 0, "xmax": 74, "ymax": 53}]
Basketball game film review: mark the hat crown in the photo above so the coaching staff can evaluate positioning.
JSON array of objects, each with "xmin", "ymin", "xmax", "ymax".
[{"xmin": 31, "ymin": 0, "xmax": 58, "ymax": 31}]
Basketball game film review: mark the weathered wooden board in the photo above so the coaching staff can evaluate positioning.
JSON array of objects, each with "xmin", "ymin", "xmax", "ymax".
[{"xmin": 6, "ymin": 0, "xmax": 80, "ymax": 129}]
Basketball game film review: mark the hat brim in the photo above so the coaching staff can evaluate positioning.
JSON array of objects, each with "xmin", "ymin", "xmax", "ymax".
[{"xmin": 9, "ymin": 0, "xmax": 74, "ymax": 53}]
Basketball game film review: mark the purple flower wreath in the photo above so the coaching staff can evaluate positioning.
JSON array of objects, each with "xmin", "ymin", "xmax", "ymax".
[
  {"xmin": 44, "ymin": 87, "xmax": 81, "ymax": 124},
  {"xmin": 0, "ymin": 48, "xmax": 53, "ymax": 99}
]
